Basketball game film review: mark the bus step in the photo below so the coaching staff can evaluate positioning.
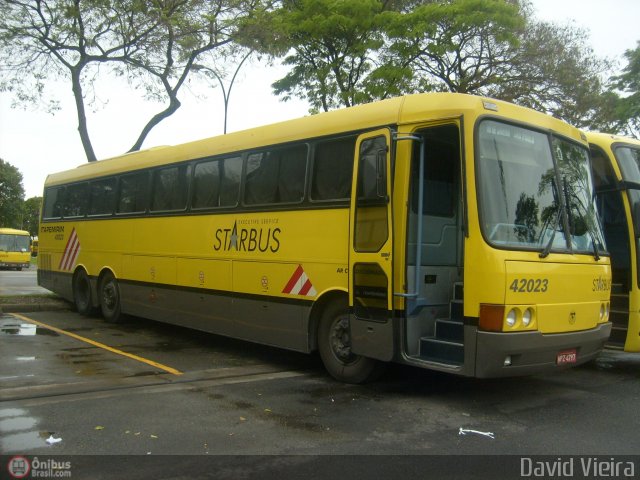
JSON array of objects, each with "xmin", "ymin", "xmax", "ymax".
[
  {"xmin": 450, "ymin": 300, "xmax": 463, "ymax": 321},
  {"xmin": 434, "ymin": 318, "xmax": 464, "ymax": 343},
  {"xmin": 611, "ymin": 283, "xmax": 626, "ymax": 295},
  {"xmin": 453, "ymin": 282, "xmax": 464, "ymax": 301},
  {"xmin": 610, "ymin": 292, "xmax": 629, "ymax": 311},
  {"xmin": 609, "ymin": 309, "xmax": 630, "ymax": 328},
  {"xmin": 606, "ymin": 325, "xmax": 628, "ymax": 348},
  {"xmin": 419, "ymin": 337, "xmax": 464, "ymax": 365}
]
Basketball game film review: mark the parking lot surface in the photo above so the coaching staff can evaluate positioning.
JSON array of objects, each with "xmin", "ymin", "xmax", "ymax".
[{"xmin": 1, "ymin": 270, "xmax": 640, "ymax": 478}]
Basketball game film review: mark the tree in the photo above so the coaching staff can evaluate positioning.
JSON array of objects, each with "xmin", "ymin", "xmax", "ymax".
[
  {"xmin": 23, "ymin": 196, "xmax": 42, "ymax": 237},
  {"xmin": 0, "ymin": 158, "xmax": 25, "ymax": 228},
  {"xmin": 0, "ymin": 0, "xmax": 263, "ymax": 161},
  {"xmin": 612, "ymin": 41, "xmax": 640, "ymax": 138},
  {"xmin": 384, "ymin": 0, "xmax": 524, "ymax": 94},
  {"xmin": 493, "ymin": 18, "xmax": 614, "ymax": 130},
  {"xmin": 248, "ymin": 0, "xmax": 401, "ymax": 113}
]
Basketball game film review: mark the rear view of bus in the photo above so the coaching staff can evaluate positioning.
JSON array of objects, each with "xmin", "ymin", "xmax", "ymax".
[
  {"xmin": 0, "ymin": 228, "xmax": 31, "ymax": 271},
  {"xmin": 589, "ymin": 132, "xmax": 640, "ymax": 352}
]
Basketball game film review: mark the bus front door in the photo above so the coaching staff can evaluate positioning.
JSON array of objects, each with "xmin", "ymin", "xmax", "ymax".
[{"xmin": 349, "ymin": 129, "xmax": 394, "ymax": 361}]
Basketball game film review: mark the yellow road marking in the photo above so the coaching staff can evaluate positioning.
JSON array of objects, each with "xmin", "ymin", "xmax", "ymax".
[{"xmin": 12, "ymin": 313, "xmax": 183, "ymax": 376}]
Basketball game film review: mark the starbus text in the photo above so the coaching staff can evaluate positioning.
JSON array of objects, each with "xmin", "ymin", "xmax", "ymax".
[{"xmin": 213, "ymin": 226, "xmax": 281, "ymax": 253}]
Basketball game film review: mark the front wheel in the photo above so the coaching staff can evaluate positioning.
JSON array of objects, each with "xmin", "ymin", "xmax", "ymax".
[
  {"xmin": 318, "ymin": 301, "xmax": 381, "ymax": 384},
  {"xmin": 99, "ymin": 272, "xmax": 124, "ymax": 323}
]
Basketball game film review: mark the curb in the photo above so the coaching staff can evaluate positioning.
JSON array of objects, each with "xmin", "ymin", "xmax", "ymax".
[{"xmin": 0, "ymin": 302, "xmax": 71, "ymax": 314}]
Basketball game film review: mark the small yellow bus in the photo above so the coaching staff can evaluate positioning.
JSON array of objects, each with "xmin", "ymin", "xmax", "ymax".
[
  {"xmin": 589, "ymin": 132, "xmax": 640, "ymax": 352},
  {"xmin": 0, "ymin": 228, "xmax": 31, "ymax": 270},
  {"xmin": 38, "ymin": 93, "xmax": 611, "ymax": 382}
]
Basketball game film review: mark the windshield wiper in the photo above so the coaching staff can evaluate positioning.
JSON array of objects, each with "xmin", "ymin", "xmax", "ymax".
[
  {"xmin": 567, "ymin": 189, "xmax": 601, "ymax": 261},
  {"xmin": 540, "ymin": 181, "xmax": 565, "ymax": 259}
]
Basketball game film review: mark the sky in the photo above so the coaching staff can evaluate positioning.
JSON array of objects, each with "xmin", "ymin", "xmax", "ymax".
[{"xmin": 1, "ymin": 0, "xmax": 639, "ymax": 199}]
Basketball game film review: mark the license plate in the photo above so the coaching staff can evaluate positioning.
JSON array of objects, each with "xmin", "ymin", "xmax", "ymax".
[{"xmin": 557, "ymin": 349, "xmax": 577, "ymax": 365}]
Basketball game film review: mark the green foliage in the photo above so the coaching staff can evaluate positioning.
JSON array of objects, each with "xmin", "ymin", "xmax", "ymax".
[
  {"xmin": 612, "ymin": 41, "xmax": 640, "ymax": 138},
  {"xmin": 248, "ymin": 0, "xmax": 397, "ymax": 112},
  {"xmin": 0, "ymin": 159, "xmax": 25, "ymax": 228},
  {"xmin": 493, "ymin": 20, "xmax": 613, "ymax": 131},
  {"xmin": 385, "ymin": 0, "xmax": 524, "ymax": 93},
  {"xmin": 23, "ymin": 197, "xmax": 43, "ymax": 237}
]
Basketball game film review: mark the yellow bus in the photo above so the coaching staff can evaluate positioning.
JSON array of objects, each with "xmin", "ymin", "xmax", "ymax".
[
  {"xmin": 38, "ymin": 93, "xmax": 612, "ymax": 382},
  {"xmin": 589, "ymin": 132, "xmax": 640, "ymax": 352},
  {"xmin": 0, "ymin": 228, "xmax": 31, "ymax": 270}
]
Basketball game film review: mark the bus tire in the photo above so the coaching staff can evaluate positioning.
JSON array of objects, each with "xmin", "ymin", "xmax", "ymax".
[
  {"xmin": 318, "ymin": 301, "xmax": 381, "ymax": 384},
  {"xmin": 73, "ymin": 268, "xmax": 95, "ymax": 316},
  {"xmin": 16, "ymin": 267, "xmax": 22, "ymax": 271},
  {"xmin": 99, "ymin": 272, "xmax": 124, "ymax": 323}
]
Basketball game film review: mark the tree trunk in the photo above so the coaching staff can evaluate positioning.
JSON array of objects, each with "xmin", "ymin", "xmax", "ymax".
[{"xmin": 71, "ymin": 67, "xmax": 97, "ymax": 162}]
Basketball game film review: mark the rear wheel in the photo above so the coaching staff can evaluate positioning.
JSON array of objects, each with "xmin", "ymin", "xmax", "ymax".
[
  {"xmin": 99, "ymin": 272, "xmax": 124, "ymax": 323},
  {"xmin": 73, "ymin": 268, "xmax": 95, "ymax": 315},
  {"xmin": 318, "ymin": 301, "xmax": 381, "ymax": 384}
]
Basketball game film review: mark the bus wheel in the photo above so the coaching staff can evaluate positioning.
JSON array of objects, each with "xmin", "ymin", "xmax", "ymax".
[
  {"xmin": 99, "ymin": 272, "xmax": 123, "ymax": 323},
  {"xmin": 73, "ymin": 269, "xmax": 94, "ymax": 316},
  {"xmin": 318, "ymin": 301, "xmax": 381, "ymax": 384}
]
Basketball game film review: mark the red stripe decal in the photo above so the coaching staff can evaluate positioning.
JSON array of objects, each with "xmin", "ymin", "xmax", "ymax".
[
  {"xmin": 282, "ymin": 265, "xmax": 304, "ymax": 294},
  {"xmin": 298, "ymin": 279, "xmax": 313, "ymax": 296}
]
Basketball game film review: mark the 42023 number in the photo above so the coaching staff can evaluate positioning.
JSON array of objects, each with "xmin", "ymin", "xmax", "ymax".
[{"xmin": 509, "ymin": 278, "xmax": 549, "ymax": 293}]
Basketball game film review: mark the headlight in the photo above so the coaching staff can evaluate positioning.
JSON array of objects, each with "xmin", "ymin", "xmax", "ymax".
[
  {"xmin": 522, "ymin": 308, "xmax": 533, "ymax": 327},
  {"xmin": 506, "ymin": 309, "xmax": 517, "ymax": 328}
]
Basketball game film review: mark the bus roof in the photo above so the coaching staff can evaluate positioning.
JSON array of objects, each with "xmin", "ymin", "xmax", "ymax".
[
  {"xmin": 587, "ymin": 131, "xmax": 640, "ymax": 149},
  {"xmin": 44, "ymin": 92, "xmax": 586, "ymax": 187},
  {"xmin": 0, "ymin": 228, "xmax": 30, "ymax": 236}
]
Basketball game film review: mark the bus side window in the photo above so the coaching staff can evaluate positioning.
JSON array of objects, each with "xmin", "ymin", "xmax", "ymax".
[
  {"xmin": 89, "ymin": 177, "xmax": 117, "ymax": 216},
  {"xmin": 118, "ymin": 171, "xmax": 149, "ymax": 214},
  {"xmin": 245, "ymin": 152, "xmax": 277, "ymax": 205},
  {"xmin": 63, "ymin": 183, "xmax": 88, "ymax": 218},
  {"xmin": 311, "ymin": 136, "xmax": 355, "ymax": 201},
  {"xmin": 244, "ymin": 145, "xmax": 307, "ymax": 205},
  {"xmin": 219, "ymin": 156, "xmax": 242, "ymax": 206},
  {"xmin": 43, "ymin": 186, "xmax": 65, "ymax": 219},
  {"xmin": 151, "ymin": 165, "xmax": 189, "ymax": 212},
  {"xmin": 192, "ymin": 156, "xmax": 242, "ymax": 209},
  {"xmin": 277, "ymin": 144, "xmax": 307, "ymax": 203}
]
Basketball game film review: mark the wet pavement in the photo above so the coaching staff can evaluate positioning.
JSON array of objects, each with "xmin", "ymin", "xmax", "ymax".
[
  {"xmin": 1, "ymin": 266, "xmax": 640, "ymax": 479},
  {"xmin": 0, "ymin": 268, "xmax": 50, "ymax": 296}
]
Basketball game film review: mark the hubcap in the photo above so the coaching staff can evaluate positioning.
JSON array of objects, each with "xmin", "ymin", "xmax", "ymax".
[{"xmin": 330, "ymin": 315, "xmax": 356, "ymax": 364}]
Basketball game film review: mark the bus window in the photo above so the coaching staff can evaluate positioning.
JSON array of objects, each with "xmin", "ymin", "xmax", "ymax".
[
  {"xmin": 151, "ymin": 164, "xmax": 190, "ymax": 212},
  {"xmin": 192, "ymin": 156, "xmax": 242, "ymax": 209},
  {"xmin": 63, "ymin": 183, "xmax": 89, "ymax": 218},
  {"xmin": 42, "ymin": 186, "xmax": 65, "ymax": 219},
  {"xmin": 311, "ymin": 136, "xmax": 355, "ymax": 201},
  {"xmin": 117, "ymin": 171, "xmax": 149, "ymax": 214},
  {"xmin": 89, "ymin": 177, "xmax": 117, "ymax": 216},
  {"xmin": 244, "ymin": 144, "xmax": 307, "ymax": 205}
]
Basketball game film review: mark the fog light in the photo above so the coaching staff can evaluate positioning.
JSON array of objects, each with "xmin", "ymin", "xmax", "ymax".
[
  {"xmin": 504, "ymin": 356, "xmax": 512, "ymax": 366},
  {"xmin": 523, "ymin": 308, "xmax": 533, "ymax": 327},
  {"xmin": 506, "ymin": 309, "xmax": 517, "ymax": 327}
]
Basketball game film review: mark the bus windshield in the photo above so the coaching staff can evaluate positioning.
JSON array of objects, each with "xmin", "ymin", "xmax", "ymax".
[
  {"xmin": 0, "ymin": 233, "xmax": 30, "ymax": 252},
  {"xmin": 614, "ymin": 145, "xmax": 640, "ymax": 237},
  {"xmin": 477, "ymin": 120, "xmax": 606, "ymax": 256}
]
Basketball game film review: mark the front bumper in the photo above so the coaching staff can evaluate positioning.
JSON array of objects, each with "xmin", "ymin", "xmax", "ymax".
[
  {"xmin": 0, "ymin": 262, "xmax": 30, "ymax": 269},
  {"xmin": 475, "ymin": 322, "xmax": 612, "ymax": 377}
]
